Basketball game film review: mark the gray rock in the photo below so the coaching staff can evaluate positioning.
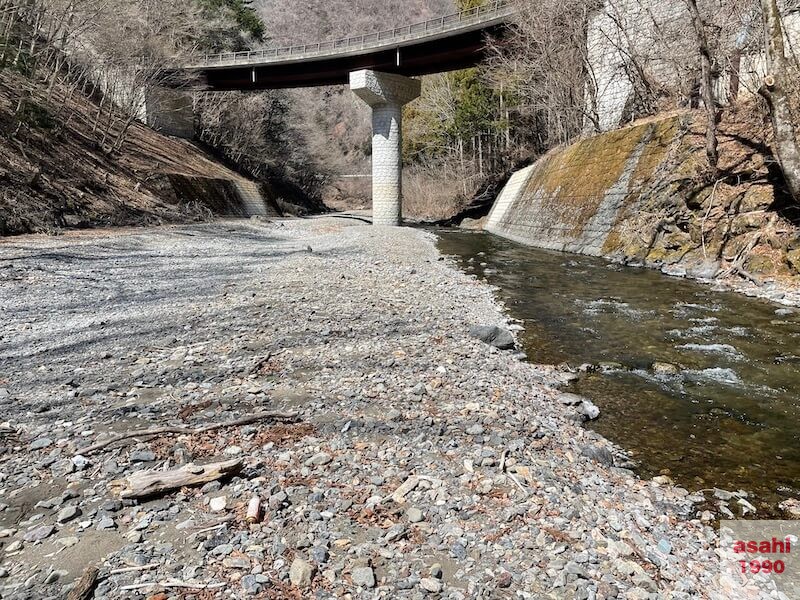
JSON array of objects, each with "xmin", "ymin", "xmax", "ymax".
[
  {"xmin": 289, "ymin": 557, "xmax": 314, "ymax": 588},
  {"xmin": 56, "ymin": 505, "xmax": 81, "ymax": 524},
  {"xmin": 450, "ymin": 542, "xmax": 467, "ymax": 559},
  {"xmin": 466, "ymin": 423, "xmax": 484, "ymax": 435},
  {"xmin": 241, "ymin": 574, "xmax": 262, "ymax": 595},
  {"xmin": 385, "ymin": 524, "xmax": 407, "ymax": 542},
  {"xmin": 406, "ymin": 507, "xmax": 424, "ymax": 523},
  {"xmin": 23, "ymin": 525, "xmax": 54, "ymax": 542},
  {"xmin": 351, "ymin": 566, "xmax": 376, "ymax": 588},
  {"xmin": 578, "ymin": 400, "xmax": 600, "ymax": 420},
  {"xmin": 96, "ymin": 516, "xmax": 116, "ymax": 530},
  {"xmin": 310, "ymin": 546, "xmax": 329, "ymax": 564},
  {"xmin": 468, "ymin": 325, "xmax": 515, "ymax": 350},
  {"xmin": 306, "ymin": 452, "xmax": 333, "ymax": 466},
  {"xmin": 580, "ymin": 444, "xmax": 614, "ymax": 466},
  {"xmin": 129, "ymin": 450, "xmax": 156, "ymax": 462},
  {"xmin": 30, "ymin": 437, "xmax": 53, "ymax": 450}
]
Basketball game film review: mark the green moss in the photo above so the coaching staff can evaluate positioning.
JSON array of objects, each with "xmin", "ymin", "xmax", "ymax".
[{"xmin": 523, "ymin": 117, "xmax": 681, "ymax": 236}]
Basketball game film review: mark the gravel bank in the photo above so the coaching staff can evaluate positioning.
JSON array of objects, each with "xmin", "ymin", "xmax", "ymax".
[{"xmin": 0, "ymin": 217, "xmax": 717, "ymax": 598}]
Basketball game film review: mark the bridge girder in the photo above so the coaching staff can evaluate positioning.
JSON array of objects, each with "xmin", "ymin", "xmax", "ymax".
[{"xmin": 190, "ymin": 26, "xmax": 505, "ymax": 91}]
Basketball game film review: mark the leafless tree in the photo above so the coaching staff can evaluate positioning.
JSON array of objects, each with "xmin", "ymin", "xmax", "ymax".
[{"xmin": 758, "ymin": 0, "xmax": 800, "ymax": 202}]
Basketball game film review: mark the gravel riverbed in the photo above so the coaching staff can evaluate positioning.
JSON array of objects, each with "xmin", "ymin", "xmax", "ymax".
[{"xmin": 0, "ymin": 217, "xmax": 718, "ymax": 599}]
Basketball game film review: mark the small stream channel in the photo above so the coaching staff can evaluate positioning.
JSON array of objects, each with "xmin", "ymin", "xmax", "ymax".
[{"xmin": 437, "ymin": 230, "xmax": 800, "ymax": 515}]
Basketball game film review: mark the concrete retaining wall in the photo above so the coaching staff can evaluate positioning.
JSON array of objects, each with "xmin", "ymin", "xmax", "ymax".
[
  {"xmin": 152, "ymin": 175, "xmax": 281, "ymax": 218},
  {"xmin": 486, "ymin": 116, "xmax": 683, "ymax": 256},
  {"xmin": 484, "ymin": 112, "xmax": 800, "ymax": 281}
]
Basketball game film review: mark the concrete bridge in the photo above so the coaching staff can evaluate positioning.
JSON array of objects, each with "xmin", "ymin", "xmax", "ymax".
[{"xmin": 153, "ymin": 0, "xmax": 515, "ymax": 226}]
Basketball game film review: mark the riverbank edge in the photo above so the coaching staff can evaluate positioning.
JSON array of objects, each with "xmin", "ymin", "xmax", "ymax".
[
  {"xmin": 474, "ymin": 223, "xmax": 800, "ymax": 309},
  {"xmin": 421, "ymin": 225, "xmax": 721, "ymax": 593}
]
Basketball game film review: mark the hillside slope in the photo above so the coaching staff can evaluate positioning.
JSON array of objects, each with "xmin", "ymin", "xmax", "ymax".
[{"xmin": 0, "ymin": 71, "xmax": 315, "ymax": 236}]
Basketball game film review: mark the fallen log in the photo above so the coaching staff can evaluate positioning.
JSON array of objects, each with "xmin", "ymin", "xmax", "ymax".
[
  {"xmin": 77, "ymin": 410, "xmax": 299, "ymax": 455},
  {"xmin": 112, "ymin": 459, "xmax": 243, "ymax": 499}
]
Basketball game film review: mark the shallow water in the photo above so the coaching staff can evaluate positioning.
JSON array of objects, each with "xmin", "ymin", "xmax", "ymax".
[{"xmin": 437, "ymin": 230, "xmax": 800, "ymax": 514}]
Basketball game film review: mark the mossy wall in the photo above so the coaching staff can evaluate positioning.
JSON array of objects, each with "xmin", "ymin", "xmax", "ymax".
[{"xmin": 486, "ymin": 110, "xmax": 800, "ymax": 283}]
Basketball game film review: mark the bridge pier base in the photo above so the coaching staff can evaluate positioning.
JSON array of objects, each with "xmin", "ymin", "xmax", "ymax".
[{"xmin": 350, "ymin": 70, "xmax": 421, "ymax": 226}]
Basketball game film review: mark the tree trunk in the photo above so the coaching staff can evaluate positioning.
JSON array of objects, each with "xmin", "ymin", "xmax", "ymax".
[
  {"xmin": 759, "ymin": 0, "xmax": 800, "ymax": 203},
  {"xmin": 729, "ymin": 50, "xmax": 741, "ymax": 102},
  {"xmin": 686, "ymin": 0, "xmax": 719, "ymax": 173}
]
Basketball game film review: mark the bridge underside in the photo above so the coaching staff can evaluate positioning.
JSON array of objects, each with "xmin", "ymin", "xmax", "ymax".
[{"xmin": 194, "ymin": 26, "xmax": 504, "ymax": 91}]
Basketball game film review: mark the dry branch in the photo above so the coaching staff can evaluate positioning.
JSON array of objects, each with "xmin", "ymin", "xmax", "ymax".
[
  {"xmin": 76, "ymin": 410, "xmax": 299, "ymax": 455},
  {"xmin": 113, "ymin": 458, "xmax": 243, "ymax": 499}
]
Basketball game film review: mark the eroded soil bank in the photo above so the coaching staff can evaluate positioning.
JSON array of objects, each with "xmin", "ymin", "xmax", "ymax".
[{"xmin": 0, "ymin": 218, "xmax": 715, "ymax": 598}]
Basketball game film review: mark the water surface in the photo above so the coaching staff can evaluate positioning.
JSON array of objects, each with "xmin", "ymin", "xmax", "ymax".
[{"xmin": 438, "ymin": 230, "xmax": 800, "ymax": 514}]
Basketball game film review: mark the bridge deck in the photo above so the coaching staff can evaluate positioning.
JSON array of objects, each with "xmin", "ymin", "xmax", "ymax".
[{"xmin": 181, "ymin": 0, "xmax": 514, "ymax": 90}]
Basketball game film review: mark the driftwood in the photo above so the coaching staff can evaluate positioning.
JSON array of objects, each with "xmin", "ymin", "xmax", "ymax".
[
  {"xmin": 67, "ymin": 565, "xmax": 99, "ymax": 600},
  {"xmin": 77, "ymin": 411, "xmax": 299, "ymax": 455},
  {"xmin": 113, "ymin": 458, "xmax": 243, "ymax": 499}
]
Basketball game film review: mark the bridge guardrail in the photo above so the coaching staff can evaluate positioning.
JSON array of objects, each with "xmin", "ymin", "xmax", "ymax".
[{"xmin": 191, "ymin": 0, "xmax": 514, "ymax": 69}]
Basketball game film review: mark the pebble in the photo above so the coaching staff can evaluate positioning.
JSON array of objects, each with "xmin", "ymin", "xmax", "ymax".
[
  {"xmin": 129, "ymin": 450, "xmax": 156, "ymax": 462},
  {"xmin": 420, "ymin": 577, "xmax": 443, "ymax": 593},
  {"xmin": 56, "ymin": 505, "xmax": 81, "ymax": 524},
  {"xmin": 306, "ymin": 452, "xmax": 333, "ymax": 466},
  {"xmin": 29, "ymin": 437, "xmax": 52, "ymax": 450},
  {"xmin": 351, "ymin": 566, "xmax": 376, "ymax": 588},
  {"xmin": 406, "ymin": 507, "xmax": 424, "ymax": 523},
  {"xmin": 209, "ymin": 496, "xmax": 227, "ymax": 512},
  {"xmin": 289, "ymin": 557, "xmax": 314, "ymax": 587},
  {"xmin": 23, "ymin": 525, "xmax": 54, "ymax": 542}
]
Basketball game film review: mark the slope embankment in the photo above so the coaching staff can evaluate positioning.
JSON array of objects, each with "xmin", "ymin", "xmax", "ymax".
[
  {"xmin": 0, "ymin": 70, "xmax": 302, "ymax": 236},
  {"xmin": 485, "ymin": 107, "xmax": 800, "ymax": 301}
]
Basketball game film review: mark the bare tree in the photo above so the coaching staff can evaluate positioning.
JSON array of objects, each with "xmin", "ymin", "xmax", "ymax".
[
  {"xmin": 686, "ymin": 0, "xmax": 719, "ymax": 173},
  {"xmin": 759, "ymin": 0, "xmax": 800, "ymax": 202}
]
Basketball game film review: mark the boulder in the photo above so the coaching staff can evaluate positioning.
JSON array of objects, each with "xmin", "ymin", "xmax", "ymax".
[{"xmin": 469, "ymin": 325, "xmax": 515, "ymax": 350}]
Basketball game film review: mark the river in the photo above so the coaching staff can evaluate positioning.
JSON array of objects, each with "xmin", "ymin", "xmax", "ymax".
[{"xmin": 438, "ymin": 229, "xmax": 800, "ymax": 515}]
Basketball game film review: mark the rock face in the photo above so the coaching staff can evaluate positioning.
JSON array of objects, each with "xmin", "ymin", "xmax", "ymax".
[
  {"xmin": 485, "ymin": 112, "xmax": 800, "ymax": 288},
  {"xmin": 469, "ymin": 325, "xmax": 515, "ymax": 350}
]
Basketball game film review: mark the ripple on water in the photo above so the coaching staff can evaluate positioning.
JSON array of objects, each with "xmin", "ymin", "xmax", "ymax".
[
  {"xmin": 577, "ymin": 298, "xmax": 653, "ymax": 320},
  {"xmin": 666, "ymin": 325, "xmax": 718, "ymax": 338},
  {"xmin": 683, "ymin": 367, "xmax": 742, "ymax": 385},
  {"xmin": 676, "ymin": 343, "xmax": 744, "ymax": 359}
]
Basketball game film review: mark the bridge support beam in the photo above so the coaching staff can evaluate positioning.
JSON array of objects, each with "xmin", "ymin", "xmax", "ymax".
[{"xmin": 350, "ymin": 70, "xmax": 421, "ymax": 226}]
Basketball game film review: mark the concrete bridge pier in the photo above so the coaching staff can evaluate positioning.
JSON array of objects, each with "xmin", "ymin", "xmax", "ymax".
[{"xmin": 350, "ymin": 70, "xmax": 421, "ymax": 226}]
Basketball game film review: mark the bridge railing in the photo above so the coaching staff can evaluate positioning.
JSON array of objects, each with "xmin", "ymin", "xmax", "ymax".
[{"xmin": 192, "ymin": 0, "xmax": 514, "ymax": 68}]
